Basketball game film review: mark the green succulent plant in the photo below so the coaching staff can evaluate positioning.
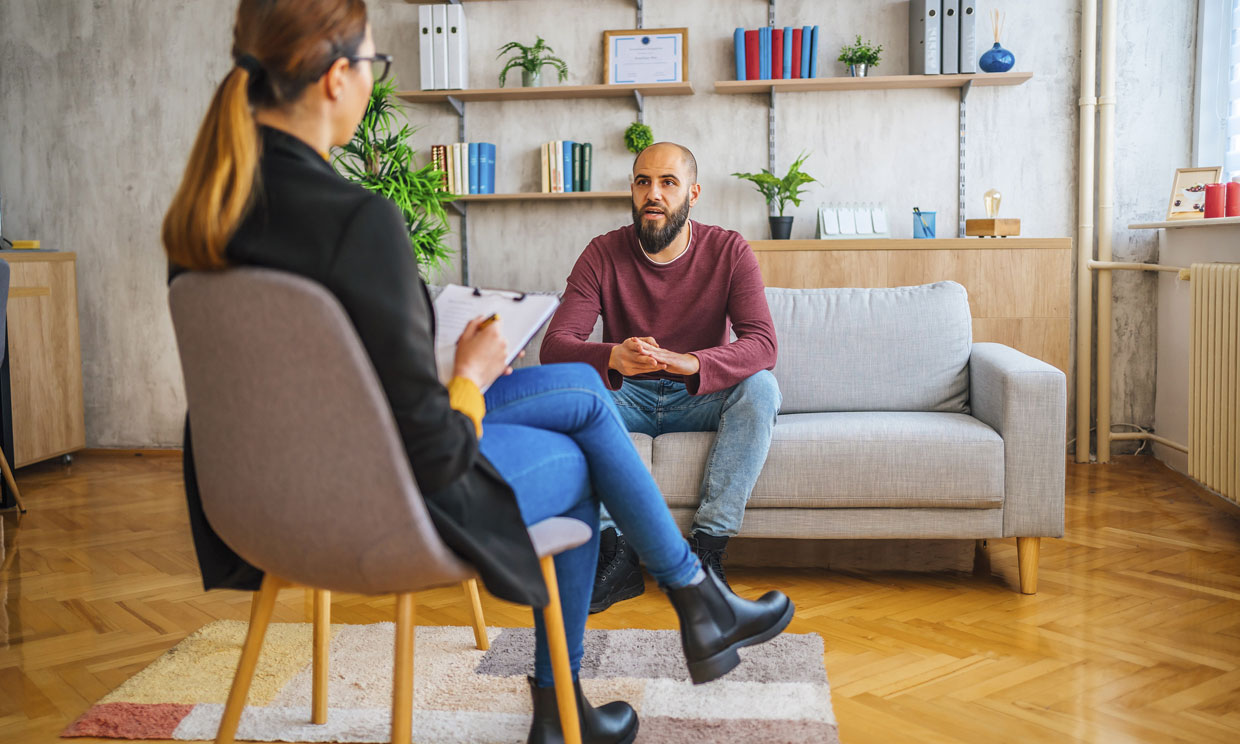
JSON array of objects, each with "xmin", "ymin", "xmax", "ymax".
[
  {"xmin": 333, "ymin": 79, "xmax": 455, "ymax": 274},
  {"xmin": 731, "ymin": 151, "xmax": 817, "ymax": 217},
  {"xmin": 497, "ymin": 37, "xmax": 569, "ymax": 86}
]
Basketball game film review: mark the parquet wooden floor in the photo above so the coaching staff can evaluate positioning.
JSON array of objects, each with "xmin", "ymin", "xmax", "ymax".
[{"xmin": 1, "ymin": 452, "xmax": 1238, "ymax": 743}]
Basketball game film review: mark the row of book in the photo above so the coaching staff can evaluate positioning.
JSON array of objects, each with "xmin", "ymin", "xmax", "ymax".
[
  {"xmin": 431, "ymin": 143, "xmax": 496, "ymax": 195},
  {"xmin": 417, "ymin": 4, "xmax": 469, "ymax": 90},
  {"xmin": 733, "ymin": 26, "xmax": 821, "ymax": 81},
  {"xmin": 539, "ymin": 142, "xmax": 594, "ymax": 193}
]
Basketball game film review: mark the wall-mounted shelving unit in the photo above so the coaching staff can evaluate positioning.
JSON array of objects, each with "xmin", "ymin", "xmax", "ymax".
[
  {"xmin": 714, "ymin": 71, "xmax": 1031, "ymax": 95},
  {"xmin": 720, "ymin": 0, "xmax": 1033, "ymax": 239},
  {"xmin": 715, "ymin": 70, "xmax": 1032, "ymax": 239},
  {"xmin": 451, "ymin": 192, "xmax": 631, "ymax": 203}
]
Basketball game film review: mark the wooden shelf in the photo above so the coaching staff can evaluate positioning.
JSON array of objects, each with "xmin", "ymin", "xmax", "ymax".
[
  {"xmin": 748, "ymin": 238, "xmax": 1071, "ymax": 252},
  {"xmin": 714, "ymin": 71, "xmax": 1032, "ymax": 95},
  {"xmin": 1129, "ymin": 217, "xmax": 1240, "ymax": 230},
  {"xmin": 452, "ymin": 192, "xmax": 630, "ymax": 202},
  {"xmin": 398, "ymin": 82, "xmax": 693, "ymax": 105}
]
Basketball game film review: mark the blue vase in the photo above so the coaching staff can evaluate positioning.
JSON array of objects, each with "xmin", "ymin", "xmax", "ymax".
[{"xmin": 979, "ymin": 42, "xmax": 1015, "ymax": 73}]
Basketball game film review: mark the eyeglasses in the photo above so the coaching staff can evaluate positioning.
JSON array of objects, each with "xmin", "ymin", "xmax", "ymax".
[{"xmin": 346, "ymin": 53, "xmax": 393, "ymax": 83}]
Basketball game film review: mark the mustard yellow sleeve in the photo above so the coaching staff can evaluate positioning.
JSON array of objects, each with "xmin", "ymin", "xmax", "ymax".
[{"xmin": 447, "ymin": 375, "xmax": 486, "ymax": 437}]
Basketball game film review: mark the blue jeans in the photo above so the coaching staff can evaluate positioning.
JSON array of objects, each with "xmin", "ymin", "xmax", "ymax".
[
  {"xmin": 479, "ymin": 363, "xmax": 701, "ymax": 687},
  {"xmin": 605, "ymin": 370, "xmax": 782, "ymax": 537}
]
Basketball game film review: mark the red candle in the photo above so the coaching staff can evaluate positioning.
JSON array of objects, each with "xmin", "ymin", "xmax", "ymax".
[
  {"xmin": 1204, "ymin": 183, "xmax": 1226, "ymax": 218},
  {"xmin": 1226, "ymin": 181, "xmax": 1240, "ymax": 218}
]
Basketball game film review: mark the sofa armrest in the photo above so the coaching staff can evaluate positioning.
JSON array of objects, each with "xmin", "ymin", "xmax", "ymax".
[{"xmin": 969, "ymin": 342, "xmax": 1066, "ymax": 538}]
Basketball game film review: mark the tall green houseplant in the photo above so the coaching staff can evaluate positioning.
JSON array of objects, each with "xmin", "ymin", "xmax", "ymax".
[{"xmin": 333, "ymin": 79, "xmax": 455, "ymax": 274}]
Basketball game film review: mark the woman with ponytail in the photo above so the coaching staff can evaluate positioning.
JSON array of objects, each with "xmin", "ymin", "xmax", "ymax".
[{"xmin": 166, "ymin": 2, "xmax": 792, "ymax": 741}]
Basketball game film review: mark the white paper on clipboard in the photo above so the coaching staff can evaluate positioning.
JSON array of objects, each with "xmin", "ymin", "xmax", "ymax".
[{"xmin": 433, "ymin": 284, "xmax": 560, "ymax": 390}]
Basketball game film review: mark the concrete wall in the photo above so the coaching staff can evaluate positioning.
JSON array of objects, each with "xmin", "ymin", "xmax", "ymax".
[{"xmin": 0, "ymin": 0, "xmax": 1199, "ymax": 450}]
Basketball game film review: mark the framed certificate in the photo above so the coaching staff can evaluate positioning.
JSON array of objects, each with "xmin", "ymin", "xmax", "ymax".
[{"xmin": 603, "ymin": 28, "xmax": 688, "ymax": 84}]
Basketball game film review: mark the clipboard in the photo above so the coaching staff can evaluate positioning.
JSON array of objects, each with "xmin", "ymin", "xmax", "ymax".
[{"xmin": 433, "ymin": 284, "xmax": 560, "ymax": 390}]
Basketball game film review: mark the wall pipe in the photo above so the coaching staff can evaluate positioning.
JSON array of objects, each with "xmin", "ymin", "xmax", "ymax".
[
  {"xmin": 1088, "ymin": 260, "xmax": 1191, "ymax": 278},
  {"xmin": 1096, "ymin": 0, "xmax": 1117, "ymax": 463},
  {"xmin": 1075, "ymin": 0, "xmax": 1099, "ymax": 464},
  {"xmin": 1110, "ymin": 431, "xmax": 1189, "ymax": 453}
]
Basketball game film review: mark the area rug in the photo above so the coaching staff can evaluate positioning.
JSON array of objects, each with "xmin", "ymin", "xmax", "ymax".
[{"xmin": 63, "ymin": 621, "xmax": 838, "ymax": 743}]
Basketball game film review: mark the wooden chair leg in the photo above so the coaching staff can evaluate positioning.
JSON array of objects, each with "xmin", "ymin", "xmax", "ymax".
[
  {"xmin": 1017, "ymin": 537, "xmax": 1040, "ymax": 595},
  {"xmin": 391, "ymin": 593, "xmax": 416, "ymax": 744},
  {"xmin": 463, "ymin": 579, "xmax": 489, "ymax": 651},
  {"xmin": 218, "ymin": 575, "xmax": 285, "ymax": 744},
  {"xmin": 0, "ymin": 450, "xmax": 26, "ymax": 514},
  {"xmin": 539, "ymin": 555, "xmax": 582, "ymax": 744},
  {"xmin": 312, "ymin": 589, "xmax": 330, "ymax": 724}
]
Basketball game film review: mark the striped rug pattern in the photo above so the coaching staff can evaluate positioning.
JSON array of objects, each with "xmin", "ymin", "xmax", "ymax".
[{"xmin": 62, "ymin": 620, "xmax": 839, "ymax": 743}]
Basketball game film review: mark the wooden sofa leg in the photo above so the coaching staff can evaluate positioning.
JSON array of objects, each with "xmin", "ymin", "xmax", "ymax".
[{"xmin": 1017, "ymin": 537, "xmax": 1040, "ymax": 595}]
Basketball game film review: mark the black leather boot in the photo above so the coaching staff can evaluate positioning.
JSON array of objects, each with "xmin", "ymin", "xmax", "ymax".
[
  {"xmin": 688, "ymin": 531, "xmax": 731, "ymax": 591},
  {"xmin": 589, "ymin": 528, "xmax": 645, "ymax": 614},
  {"xmin": 526, "ymin": 676, "xmax": 639, "ymax": 744},
  {"xmin": 664, "ymin": 569, "xmax": 794, "ymax": 684}
]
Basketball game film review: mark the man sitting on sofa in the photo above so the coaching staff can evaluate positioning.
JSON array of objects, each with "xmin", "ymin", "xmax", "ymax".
[{"xmin": 541, "ymin": 142, "xmax": 782, "ymax": 613}]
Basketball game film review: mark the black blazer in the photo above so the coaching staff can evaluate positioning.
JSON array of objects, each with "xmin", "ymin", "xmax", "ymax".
[{"xmin": 175, "ymin": 126, "xmax": 547, "ymax": 608}]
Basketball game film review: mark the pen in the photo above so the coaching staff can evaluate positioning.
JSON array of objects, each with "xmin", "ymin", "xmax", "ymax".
[{"xmin": 478, "ymin": 313, "xmax": 500, "ymax": 330}]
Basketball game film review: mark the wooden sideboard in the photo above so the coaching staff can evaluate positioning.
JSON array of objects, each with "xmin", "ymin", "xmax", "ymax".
[
  {"xmin": 2, "ymin": 251, "xmax": 86, "ymax": 468},
  {"xmin": 750, "ymin": 238, "xmax": 1073, "ymax": 374}
]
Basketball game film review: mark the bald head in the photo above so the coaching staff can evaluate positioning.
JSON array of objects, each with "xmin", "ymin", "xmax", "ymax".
[{"xmin": 632, "ymin": 142, "xmax": 698, "ymax": 185}]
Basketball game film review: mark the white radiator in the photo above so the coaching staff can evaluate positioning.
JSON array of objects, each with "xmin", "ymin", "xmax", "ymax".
[{"xmin": 1189, "ymin": 263, "xmax": 1240, "ymax": 504}]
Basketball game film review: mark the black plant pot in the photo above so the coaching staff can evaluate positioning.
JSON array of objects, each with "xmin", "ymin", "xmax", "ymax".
[{"xmin": 769, "ymin": 216, "xmax": 793, "ymax": 240}]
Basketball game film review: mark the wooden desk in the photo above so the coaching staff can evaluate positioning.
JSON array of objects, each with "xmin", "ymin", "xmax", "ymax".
[
  {"xmin": 2, "ymin": 251, "xmax": 85, "ymax": 467},
  {"xmin": 749, "ymin": 238, "xmax": 1074, "ymax": 374}
]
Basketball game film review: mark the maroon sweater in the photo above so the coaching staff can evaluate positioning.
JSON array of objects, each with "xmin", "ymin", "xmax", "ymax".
[{"xmin": 540, "ymin": 221, "xmax": 777, "ymax": 395}]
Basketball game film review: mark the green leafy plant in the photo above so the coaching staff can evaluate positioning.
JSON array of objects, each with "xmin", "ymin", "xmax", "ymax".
[
  {"xmin": 333, "ymin": 79, "xmax": 455, "ymax": 274},
  {"xmin": 730, "ymin": 151, "xmax": 817, "ymax": 217},
  {"xmin": 837, "ymin": 35, "xmax": 884, "ymax": 67},
  {"xmin": 497, "ymin": 37, "xmax": 568, "ymax": 86},
  {"xmin": 624, "ymin": 121, "xmax": 654, "ymax": 155}
]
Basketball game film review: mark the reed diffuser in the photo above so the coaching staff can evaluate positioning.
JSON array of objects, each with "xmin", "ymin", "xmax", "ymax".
[{"xmin": 979, "ymin": 10, "xmax": 1016, "ymax": 73}]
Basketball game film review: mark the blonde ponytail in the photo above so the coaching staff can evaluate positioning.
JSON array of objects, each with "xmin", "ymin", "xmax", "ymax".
[{"xmin": 162, "ymin": 66, "xmax": 260, "ymax": 270}]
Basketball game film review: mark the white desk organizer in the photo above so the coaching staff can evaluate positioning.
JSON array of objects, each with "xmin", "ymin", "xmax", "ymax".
[{"xmin": 816, "ymin": 203, "xmax": 891, "ymax": 239}]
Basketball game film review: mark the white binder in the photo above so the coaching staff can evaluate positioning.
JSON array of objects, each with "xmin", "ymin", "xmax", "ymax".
[
  {"xmin": 446, "ymin": 3, "xmax": 468, "ymax": 90},
  {"xmin": 431, "ymin": 4, "xmax": 449, "ymax": 90},
  {"xmin": 941, "ymin": 0, "xmax": 960, "ymax": 75},
  {"xmin": 418, "ymin": 5, "xmax": 435, "ymax": 90},
  {"xmin": 909, "ymin": 0, "xmax": 941, "ymax": 75},
  {"xmin": 959, "ymin": 1, "xmax": 978, "ymax": 73}
]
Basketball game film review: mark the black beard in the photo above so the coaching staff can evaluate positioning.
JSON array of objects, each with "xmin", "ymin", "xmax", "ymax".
[{"xmin": 632, "ymin": 197, "xmax": 691, "ymax": 254}]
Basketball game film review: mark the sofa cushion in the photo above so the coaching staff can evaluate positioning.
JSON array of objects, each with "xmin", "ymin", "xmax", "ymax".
[
  {"xmin": 765, "ymin": 282, "xmax": 972, "ymax": 414},
  {"xmin": 649, "ymin": 411, "xmax": 1003, "ymax": 509}
]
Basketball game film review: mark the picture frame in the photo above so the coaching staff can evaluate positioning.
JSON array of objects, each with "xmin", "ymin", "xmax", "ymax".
[
  {"xmin": 603, "ymin": 28, "xmax": 688, "ymax": 85},
  {"xmin": 1166, "ymin": 166, "xmax": 1222, "ymax": 220}
]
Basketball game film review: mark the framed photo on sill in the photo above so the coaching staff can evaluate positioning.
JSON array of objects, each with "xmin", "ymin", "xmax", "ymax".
[
  {"xmin": 603, "ymin": 28, "xmax": 688, "ymax": 84},
  {"xmin": 1166, "ymin": 166, "xmax": 1222, "ymax": 220}
]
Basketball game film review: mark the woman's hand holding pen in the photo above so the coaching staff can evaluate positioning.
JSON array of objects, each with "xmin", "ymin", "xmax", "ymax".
[{"xmin": 454, "ymin": 314, "xmax": 513, "ymax": 389}]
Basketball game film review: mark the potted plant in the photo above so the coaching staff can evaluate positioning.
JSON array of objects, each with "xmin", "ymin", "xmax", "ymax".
[
  {"xmin": 497, "ymin": 36, "xmax": 569, "ymax": 87},
  {"xmin": 837, "ymin": 35, "xmax": 883, "ymax": 77},
  {"xmin": 624, "ymin": 121, "xmax": 654, "ymax": 155},
  {"xmin": 333, "ymin": 79, "xmax": 455, "ymax": 274},
  {"xmin": 731, "ymin": 152, "xmax": 817, "ymax": 240}
]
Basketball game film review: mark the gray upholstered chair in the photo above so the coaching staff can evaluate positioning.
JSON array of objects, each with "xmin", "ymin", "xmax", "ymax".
[
  {"xmin": 169, "ymin": 268, "xmax": 592, "ymax": 744},
  {"xmin": 0, "ymin": 258, "xmax": 25, "ymax": 514}
]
